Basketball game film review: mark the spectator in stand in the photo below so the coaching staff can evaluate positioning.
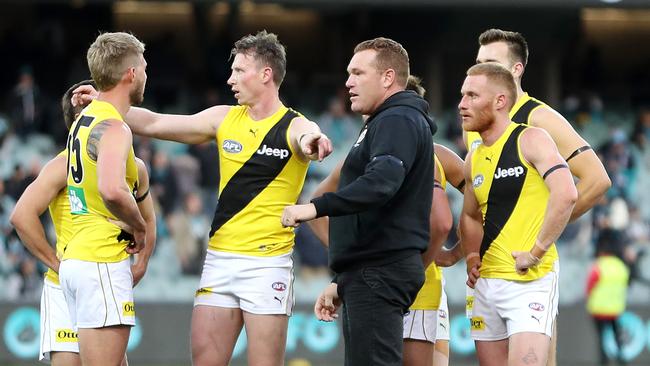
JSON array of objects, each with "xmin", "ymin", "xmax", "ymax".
[
  {"xmin": 189, "ymin": 142, "xmax": 220, "ymax": 216},
  {"xmin": 168, "ymin": 192, "xmax": 209, "ymax": 275},
  {"xmin": 8, "ymin": 66, "xmax": 44, "ymax": 138},
  {"xmin": 0, "ymin": 180, "xmax": 17, "ymax": 245},
  {"xmin": 150, "ymin": 150, "xmax": 179, "ymax": 216}
]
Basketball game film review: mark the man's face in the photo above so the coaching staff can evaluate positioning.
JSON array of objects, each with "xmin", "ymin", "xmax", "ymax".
[
  {"xmin": 458, "ymin": 74, "xmax": 496, "ymax": 133},
  {"xmin": 227, "ymin": 53, "xmax": 265, "ymax": 106},
  {"xmin": 129, "ymin": 54, "xmax": 147, "ymax": 106},
  {"xmin": 476, "ymin": 41, "xmax": 514, "ymax": 72},
  {"xmin": 345, "ymin": 49, "xmax": 385, "ymax": 115}
]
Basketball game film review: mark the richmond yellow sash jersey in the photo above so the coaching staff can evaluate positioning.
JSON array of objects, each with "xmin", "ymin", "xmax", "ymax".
[
  {"xmin": 470, "ymin": 122, "xmax": 558, "ymax": 281},
  {"xmin": 466, "ymin": 93, "xmax": 547, "ymax": 152},
  {"xmin": 64, "ymin": 100, "xmax": 139, "ymax": 262},
  {"xmin": 209, "ymin": 105, "xmax": 309, "ymax": 256},
  {"xmin": 45, "ymin": 151, "xmax": 73, "ymax": 285},
  {"xmin": 410, "ymin": 154, "xmax": 446, "ymax": 310}
]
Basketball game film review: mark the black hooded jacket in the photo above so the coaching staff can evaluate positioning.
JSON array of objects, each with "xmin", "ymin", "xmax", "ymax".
[{"xmin": 312, "ymin": 90, "xmax": 437, "ymax": 274}]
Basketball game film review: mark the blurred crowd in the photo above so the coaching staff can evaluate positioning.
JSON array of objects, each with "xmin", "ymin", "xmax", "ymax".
[{"xmin": 0, "ymin": 65, "xmax": 649, "ymax": 305}]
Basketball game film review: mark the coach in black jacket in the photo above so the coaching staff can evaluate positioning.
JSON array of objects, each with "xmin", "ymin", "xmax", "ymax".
[{"xmin": 282, "ymin": 37, "xmax": 436, "ymax": 366}]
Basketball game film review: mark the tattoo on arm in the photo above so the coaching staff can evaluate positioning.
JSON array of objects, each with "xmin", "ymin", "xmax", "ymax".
[
  {"xmin": 87, "ymin": 121, "xmax": 112, "ymax": 161},
  {"xmin": 522, "ymin": 347, "xmax": 539, "ymax": 365}
]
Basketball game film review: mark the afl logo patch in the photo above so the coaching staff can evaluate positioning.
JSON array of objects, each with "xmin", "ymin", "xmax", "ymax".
[
  {"xmin": 529, "ymin": 302, "xmax": 545, "ymax": 311},
  {"xmin": 470, "ymin": 139, "xmax": 482, "ymax": 151},
  {"xmin": 223, "ymin": 140, "xmax": 243, "ymax": 153},
  {"xmin": 472, "ymin": 174, "xmax": 484, "ymax": 188},
  {"xmin": 271, "ymin": 282, "xmax": 287, "ymax": 291}
]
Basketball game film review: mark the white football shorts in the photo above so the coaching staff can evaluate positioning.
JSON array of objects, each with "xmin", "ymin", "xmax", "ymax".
[
  {"xmin": 40, "ymin": 277, "xmax": 79, "ymax": 362},
  {"xmin": 59, "ymin": 258, "xmax": 135, "ymax": 329},
  {"xmin": 194, "ymin": 249, "xmax": 294, "ymax": 315}
]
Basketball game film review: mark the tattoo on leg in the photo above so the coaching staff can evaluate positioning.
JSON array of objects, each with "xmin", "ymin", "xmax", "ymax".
[{"xmin": 522, "ymin": 347, "xmax": 538, "ymax": 364}]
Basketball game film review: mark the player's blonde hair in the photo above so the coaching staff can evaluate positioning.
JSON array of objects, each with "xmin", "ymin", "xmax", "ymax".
[
  {"xmin": 87, "ymin": 32, "xmax": 145, "ymax": 91},
  {"xmin": 467, "ymin": 62, "xmax": 517, "ymax": 111}
]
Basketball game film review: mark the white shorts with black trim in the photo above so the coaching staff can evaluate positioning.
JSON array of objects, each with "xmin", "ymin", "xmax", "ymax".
[
  {"xmin": 59, "ymin": 258, "xmax": 135, "ymax": 329},
  {"xmin": 40, "ymin": 278, "xmax": 78, "ymax": 362},
  {"xmin": 403, "ymin": 309, "xmax": 438, "ymax": 343},
  {"xmin": 470, "ymin": 262, "xmax": 559, "ymax": 341},
  {"xmin": 194, "ymin": 249, "xmax": 294, "ymax": 315},
  {"xmin": 436, "ymin": 285, "xmax": 450, "ymax": 341}
]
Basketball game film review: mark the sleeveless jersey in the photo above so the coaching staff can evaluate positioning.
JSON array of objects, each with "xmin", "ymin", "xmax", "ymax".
[
  {"xmin": 64, "ymin": 100, "xmax": 139, "ymax": 262},
  {"xmin": 410, "ymin": 153, "xmax": 446, "ymax": 310},
  {"xmin": 45, "ymin": 151, "xmax": 73, "ymax": 285},
  {"xmin": 209, "ymin": 105, "xmax": 309, "ymax": 256},
  {"xmin": 466, "ymin": 93, "xmax": 546, "ymax": 152},
  {"xmin": 470, "ymin": 122, "xmax": 558, "ymax": 281}
]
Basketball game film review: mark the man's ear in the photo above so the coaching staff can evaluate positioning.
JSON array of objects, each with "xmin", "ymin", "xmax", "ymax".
[
  {"xmin": 382, "ymin": 68, "xmax": 396, "ymax": 89},
  {"xmin": 260, "ymin": 66, "xmax": 273, "ymax": 84},
  {"xmin": 511, "ymin": 62, "xmax": 524, "ymax": 80},
  {"xmin": 495, "ymin": 93, "xmax": 508, "ymax": 110},
  {"xmin": 124, "ymin": 67, "xmax": 136, "ymax": 84}
]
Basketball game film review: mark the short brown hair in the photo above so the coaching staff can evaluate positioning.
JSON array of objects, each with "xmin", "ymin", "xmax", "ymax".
[
  {"xmin": 478, "ymin": 29, "xmax": 528, "ymax": 67},
  {"xmin": 231, "ymin": 30, "xmax": 287, "ymax": 87},
  {"xmin": 354, "ymin": 37, "xmax": 409, "ymax": 88},
  {"xmin": 467, "ymin": 63, "xmax": 517, "ymax": 111},
  {"xmin": 87, "ymin": 32, "xmax": 145, "ymax": 91},
  {"xmin": 61, "ymin": 79, "xmax": 96, "ymax": 130},
  {"xmin": 406, "ymin": 75, "xmax": 425, "ymax": 97}
]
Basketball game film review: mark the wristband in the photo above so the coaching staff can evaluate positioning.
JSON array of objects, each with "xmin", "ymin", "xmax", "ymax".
[
  {"xmin": 530, "ymin": 241, "xmax": 547, "ymax": 260},
  {"xmin": 534, "ymin": 241, "xmax": 548, "ymax": 253},
  {"xmin": 466, "ymin": 252, "xmax": 480, "ymax": 261},
  {"xmin": 298, "ymin": 132, "xmax": 313, "ymax": 146}
]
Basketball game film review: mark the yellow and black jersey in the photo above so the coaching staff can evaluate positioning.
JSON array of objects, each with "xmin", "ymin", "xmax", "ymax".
[
  {"xmin": 470, "ymin": 122, "xmax": 558, "ymax": 281},
  {"xmin": 209, "ymin": 105, "xmax": 309, "ymax": 256},
  {"xmin": 466, "ymin": 93, "xmax": 547, "ymax": 152},
  {"xmin": 45, "ymin": 151, "xmax": 72, "ymax": 285},
  {"xmin": 64, "ymin": 100, "xmax": 139, "ymax": 262},
  {"xmin": 434, "ymin": 154, "xmax": 447, "ymax": 189}
]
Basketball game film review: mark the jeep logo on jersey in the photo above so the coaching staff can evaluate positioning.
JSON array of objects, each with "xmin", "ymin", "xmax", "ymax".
[
  {"xmin": 272, "ymin": 282, "xmax": 287, "ymax": 291},
  {"xmin": 494, "ymin": 166, "xmax": 525, "ymax": 180},
  {"xmin": 257, "ymin": 145, "xmax": 289, "ymax": 159},
  {"xmin": 223, "ymin": 140, "xmax": 243, "ymax": 153},
  {"xmin": 529, "ymin": 302, "xmax": 545, "ymax": 311},
  {"xmin": 472, "ymin": 174, "xmax": 484, "ymax": 188}
]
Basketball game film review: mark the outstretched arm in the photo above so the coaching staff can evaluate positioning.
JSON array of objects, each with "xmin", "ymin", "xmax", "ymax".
[
  {"xmin": 289, "ymin": 117, "xmax": 333, "ymax": 162},
  {"xmin": 530, "ymin": 107, "xmax": 610, "ymax": 221},
  {"xmin": 125, "ymin": 105, "xmax": 230, "ymax": 144},
  {"xmin": 72, "ymin": 84, "xmax": 229, "ymax": 144},
  {"xmin": 10, "ymin": 156, "xmax": 68, "ymax": 272}
]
